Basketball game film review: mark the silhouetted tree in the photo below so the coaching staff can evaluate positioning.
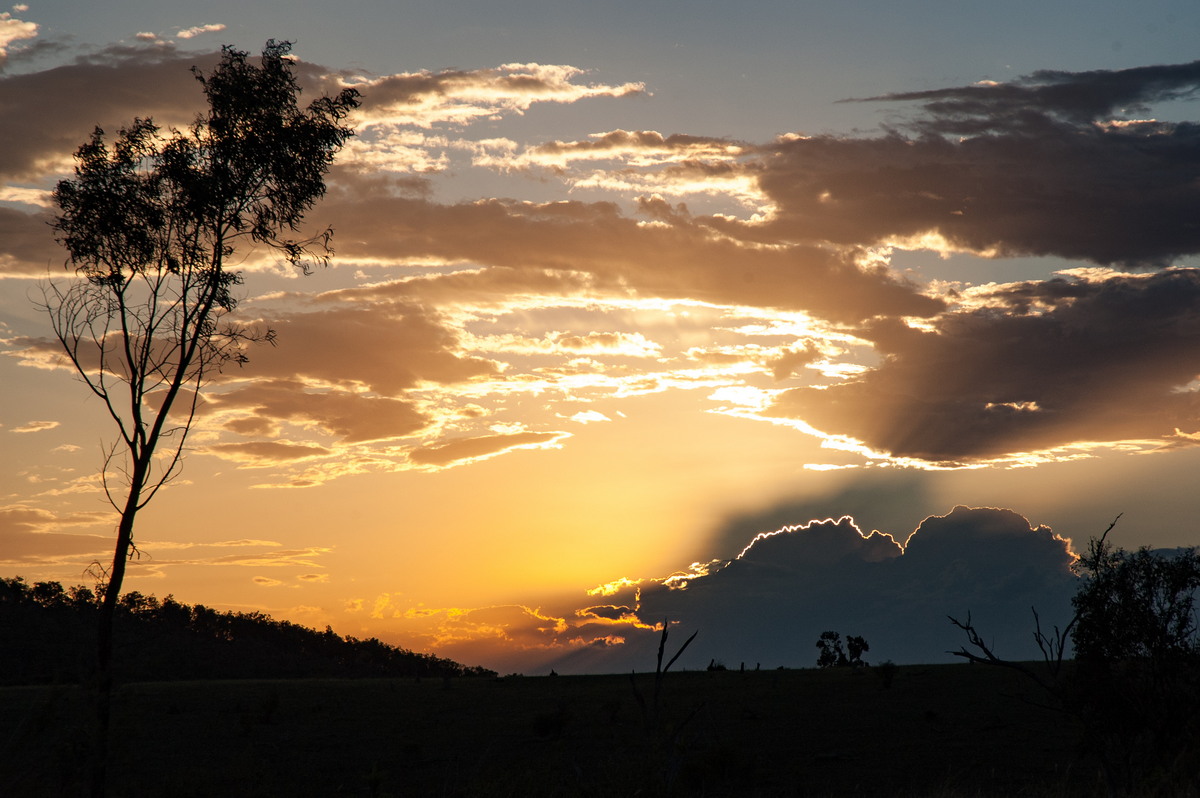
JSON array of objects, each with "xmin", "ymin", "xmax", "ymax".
[
  {"xmin": 815, "ymin": 630, "xmax": 846, "ymax": 668},
  {"xmin": 42, "ymin": 41, "xmax": 359, "ymax": 797},
  {"xmin": 846, "ymin": 634, "xmax": 869, "ymax": 667},
  {"xmin": 1071, "ymin": 532, "xmax": 1199, "ymax": 663},
  {"xmin": 950, "ymin": 518, "xmax": 1200, "ymax": 795},
  {"xmin": 1068, "ymin": 528, "xmax": 1200, "ymax": 794},
  {"xmin": 816, "ymin": 631, "xmax": 869, "ymax": 668}
]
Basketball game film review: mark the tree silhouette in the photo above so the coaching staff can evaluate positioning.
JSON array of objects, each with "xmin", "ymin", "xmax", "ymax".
[
  {"xmin": 816, "ymin": 630, "xmax": 869, "ymax": 668},
  {"xmin": 1069, "ymin": 528, "xmax": 1200, "ymax": 794},
  {"xmin": 950, "ymin": 518, "xmax": 1200, "ymax": 795},
  {"xmin": 42, "ymin": 41, "xmax": 359, "ymax": 797},
  {"xmin": 815, "ymin": 630, "xmax": 846, "ymax": 668},
  {"xmin": 845, "ymin": 634, "xmax": 869, "ymax": 666},
  {"xmin": 0, "ymin": 577, "xmax": 494, "ymax": 686}
]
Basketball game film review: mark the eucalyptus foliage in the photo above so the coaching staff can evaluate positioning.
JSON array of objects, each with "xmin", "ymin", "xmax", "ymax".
[{"xmin": 43, "ymin": 41, "xmax": 359, "ymax": 796}]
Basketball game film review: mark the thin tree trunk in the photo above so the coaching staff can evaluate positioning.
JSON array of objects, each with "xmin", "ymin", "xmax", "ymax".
[{"xmin": 89, "ymin": 498, "xmax": 137, "ymax": 798}]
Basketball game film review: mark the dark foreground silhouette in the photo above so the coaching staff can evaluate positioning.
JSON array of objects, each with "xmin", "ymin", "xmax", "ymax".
[
  {"xmin": 4, "ymin": 575, "xmax": 1197, "ymax": 795},
  {"xmin": 2, "ymin": 664, "xmax": 1097, "ymax": 796}
]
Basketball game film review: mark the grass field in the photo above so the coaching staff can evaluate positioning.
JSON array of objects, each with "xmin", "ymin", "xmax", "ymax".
[{"xmin": 0, "ymin": 663, "xmax": 1097, "ymax": 796}]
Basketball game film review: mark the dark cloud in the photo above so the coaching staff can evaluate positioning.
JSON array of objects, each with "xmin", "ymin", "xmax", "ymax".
[
  {"xmin": 0, "ymin": 44, "xmax": 213, "ymax": 183},
  {"xmin": 770, "ymin": 269, "xmax": 1200, "ymax": 463},
  {"xmin": 863, "ymin": 60, "xmax": 1200, "ymax": 131},
  {"xmin": 549, "ymin": 506, "xmax": 1078, "ymax": 673},
  {"xmin": 0, "ymin": 207, "xmax": 58, "ymax": 275},
  {"xmin": 744, "ymin": 60, "xmax": 1200, "ymax": 267}
]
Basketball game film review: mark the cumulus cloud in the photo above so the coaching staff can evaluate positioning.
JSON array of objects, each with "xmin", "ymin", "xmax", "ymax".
[{"xmin": 539, "ymin": 506, "xmax": 1079, "ymax": 673}]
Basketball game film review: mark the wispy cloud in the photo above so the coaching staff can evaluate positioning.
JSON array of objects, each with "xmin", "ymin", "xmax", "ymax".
[
  {"xmin": 10, "ymin": 419, "xmax": 58, "ymax": 433},
  {"xmin": 175, "ymin": 24, "xmax": 225, "ymax": 40},
  {"xmin": 408, "ymin": 430, "xmax": 569, "ymax": 468}
]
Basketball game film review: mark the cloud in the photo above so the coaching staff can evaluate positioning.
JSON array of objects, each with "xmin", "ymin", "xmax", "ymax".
[
  {"xmin": 479, "ymin": 130, "xmax": 764, "ymax": 206},
  {"xmin": 10, "ymin": 419, "xmax": 59, "ymax": 433},
  {"xmin": 569, "ymin": 410, "xmax": 610, "ymax": 424},
  {"xmin": 0, "ymin": 9, "xmax": 36, "ymax": 67},
  {"xmin": 769, "ymin": 268, "xmax": 1200, "ymax": 464},
  {"xmin": 408, "ymin": 430, "xmax": 569, "ymax": 468},
  {"xmin": 470, "ymin": 330, "xmax": 664, "ymax": 358},
  {"xmin": 175, "ymin": 24, "xmax": 225, "ymax": 40},
  {"xmin": 356, "ymin": 597, "xmax": 643, "ymax": 674},
  {"xmin": 0, "ymin": 504, "xmax": 112, "ymax": 568},
  {"xmin": 203, "ymin": 380, "xmax": 429, "ymax": 445},
  {"xmin": 337, "ymin": 63, "xmax": 645, "ymax": 130},
  {"xmin": 0, "ymin": 207, "xmax": 63, "ymax": 276},
  {"xmin": 11, "ymin": 45, "xmax": 1200, "ymax": 508},
  {"xmin": 228, "ymin": 305, "xmax": 499, "ymax": 395},
  {"xmin": 746, "ymin": 60, "xmax": 1200, "ymax": 268},
  {"xmin": 861, "ymin": 60, "xmax": 1200, "ymax": 130},
  {"xmin": 188, "ymin": 546, "xmax": 332, "ymax": 569},
  {"xmin": 542, "ymin": 506, "xmax": 1079, "ymax": 673},
  {"xmin": 0, "ymin": 43, "xmax": 209, "ymax": 189},
  {"xmin": 707, "ymin": 473, "xmax": 934, "ymax": 560},
  {"xmin": 203, "ymin": 440, "xmax": 333, "ymax": 466},
  {"xmin": 319, "ymin": 192, "xmax": 942, "ymax": 324}
]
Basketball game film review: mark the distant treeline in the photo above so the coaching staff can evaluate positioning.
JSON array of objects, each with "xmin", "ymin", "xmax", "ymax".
[{"xmin": 0, "ymin": 577, "xmax": 495, "ymax": 684}]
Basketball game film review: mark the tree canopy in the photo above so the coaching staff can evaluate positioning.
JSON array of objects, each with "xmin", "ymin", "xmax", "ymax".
[{"xmin": 43, "ymin": 41, "xmax": 360, "ymax": 797}]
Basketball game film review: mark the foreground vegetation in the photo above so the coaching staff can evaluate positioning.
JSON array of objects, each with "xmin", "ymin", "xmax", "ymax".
[
  {"xmin": 0, "ymin": 577, "xmax": 493, "ymax": 683},
  {"xmin": 3, "ymin": 664, "xmax": 1092, "ymax": 797}
]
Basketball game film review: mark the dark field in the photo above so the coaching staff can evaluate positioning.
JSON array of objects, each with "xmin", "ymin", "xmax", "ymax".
[{"xmin": 1, "ymin": 664, "xmax": 1095, "ymax": 797}]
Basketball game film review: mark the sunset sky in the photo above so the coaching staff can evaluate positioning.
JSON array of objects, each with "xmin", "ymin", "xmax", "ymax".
[{"xmin": 4, "ymin": 2, "xmax": 1200, "ymax": 674}]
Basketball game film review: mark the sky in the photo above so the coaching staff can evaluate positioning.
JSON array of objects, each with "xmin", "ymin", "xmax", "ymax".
[{"xmin": 3, "ymin": 2, "xmax": 1200, "ymax": 674}]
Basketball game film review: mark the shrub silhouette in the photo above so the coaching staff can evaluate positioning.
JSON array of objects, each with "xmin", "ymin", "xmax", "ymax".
[{"xmin": 874, "ymin": 659, "xmax": 899, "ymax": 688}]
